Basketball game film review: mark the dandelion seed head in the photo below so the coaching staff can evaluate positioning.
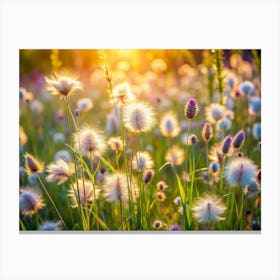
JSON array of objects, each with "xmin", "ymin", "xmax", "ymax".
[
  {"xmin": 74, "ymin": 126, "xmax": 106, "ymax": 160},
  {"xmin": 46, "ymin": 158, "xmax": 74, "ymax": 185},
  {"xmin": 77, "ymin": 98, "xmax": 93, "ymax": 112},
  {"xmin": 225, "ymin": 157, "xmax": 257, "ymax": 186},
  {"xmin": 123, "ymin": 102, "xmax": 156, "ymax": 133},
  {"xmin": 24, "ymin": 153, "xmax": 44, "ymax": 175},
  {"xmin": 68, "ymin": 179, "xmax": 99, "ymax": 208},
  {"xmin": 112, "ymin": 83, "xmax": 135, "ymax": 105},
  {"xmin": 45, "ymin": 70, "xmax": 82, "ymax": 98},
  {"xmin": 205, "ymin": 103, "xmax": 226, "ymax": 123},
  {"xmin": 108, "ymin": 136, "xmax": 124, "ymax": 152},
  {"xmin": 132, "ymin": 151, "xmax": 154, "ymax": 171},
  {"xmin": 160, "ymin": 111, "xmax": 181, "ymax": 138},
  {"xmin": 192, "ymin": 194, "xmax": 226, "ymax": 224},
  {"xmin": 20, "ymin": 187, "xmax": 45, "ymax": 216},
  {"xmin": 165, "ymin": 146, "xmax": 185, "ymax": 166}
]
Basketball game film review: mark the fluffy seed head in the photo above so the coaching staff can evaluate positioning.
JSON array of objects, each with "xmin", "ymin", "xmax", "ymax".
[
  {"xmin": 156, "ymin": 181, "xmax": 168, "ymax": 191},
  {"xmin": 20, "ymin": 188, "xmax": 45, "ymax": 216},
  {"xmin": 112, "ymin": 83, "xmax": 135, "ymax": 105},
  {"xmin": 159, "ymin": 111, "xmax": 181, "ymax": 138},
  {"xmin": 165, "ymin": 146, "xmax": 185, "ymax": 166},
  {"xmin": 232, "ymin": 130, "xmax": 245, "ymax": 149},
  {"xmin": 249, "ymin": 97, "xmax": 261, "ymax": 116},
  {"xmin": 168, "ymin": 224, "xmax": 182, "ymax": 231},
  {"xmin": 221, "ymin": 135, "xmax": 232, "ymax": 155},
  {"xmin": 74, "ymin": 126, "xmax": 106, "ymax": 160},
  {"xmin": 68, "ymin": 179, "xmax": 99, "ymax": 208},
  {"xmin": 186, "ymin": 134, "xmax": 199, "ymax": 145},
  {"xmin": 132, "ymin": 151, "xmax": 154, "ymax": 172},
  {"xmin": 192, "ymin": 194, "xmax": 226, "ymax": 224},
  {"xmin": 201, "ymin": 122, "xmax": 213, "ymax": 142},
  {"xmin": 239, "ymin": 81, "xmax": 254, "ymax": 95},
  {"xmin": 123, "ymin": 102, "xmax": 156, "ymax": 133},
  {"xmin": 225, "ymin": 157, "xmax": 257, "ymax": 186},
  {"xmin": 184, "ymin": 98, "xmax": 199, "ymax": 119},
  {"xmin": 103, "ymin": 173, "xmax": 139, "ymax": 202},
  {"xmin": 143, "ymin": 169, "xmax": 155, "ymax": 185},
  {"xmin": 108, "ymin": 136, "xmax": 124, "ymax": 152},
  {"xmin": 77, "ymin": 98, "xmax": 93, "ymax": 112},
  {"xmin": 153, "ymin": 220, "xmax": 163, "ymax": 229},
  {"xmin": 45, "ymin": 70, "xmax": 82, "ymax": 98},
  {"xmin": 46, "ymin": 159, "xmax": 74, "ymax": 185},
  {"xmin": 244, "ymin": 180, "xmax": 260, "ymax": 198},
  {"xmin": 205, "ymin": 103, "xmax": 226, "ymax": 123},
  {"xmin": 156, "ymin": 191, "xmax": 166, "ymax": 202},
  {"xmin": 39, "ymin": 221, "xmax": 61, "ymax": 231},
  {"xmin": 24, "ymin": 153, "xmax": 44, "ymax": 175},
  {"xmin": 173, "ymin": 196, "xmax": 182, "ymax": 206},
  {"xmin": 208, "ymin": 144, "xmax": 224, "ymax": 164}
]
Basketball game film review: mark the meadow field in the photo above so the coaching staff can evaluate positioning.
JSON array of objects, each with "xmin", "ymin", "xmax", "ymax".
[{"xmin": 19, "ymin": 49, "xmax": 261, "ymax": 231}]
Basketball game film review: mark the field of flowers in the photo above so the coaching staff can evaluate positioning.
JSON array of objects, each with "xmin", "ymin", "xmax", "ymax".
[{"xmin": 19, "ymin": 49, "xmax": 261, "ymax": 231}]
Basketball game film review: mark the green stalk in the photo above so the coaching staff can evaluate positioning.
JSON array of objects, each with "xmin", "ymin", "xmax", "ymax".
[
  {"xmin": 214, "ymin": 50, "xmax": 224, "ymax": 105},
  {"xmin": 37, "ymin": 175, "xmax": 67, "ymax": 229}
]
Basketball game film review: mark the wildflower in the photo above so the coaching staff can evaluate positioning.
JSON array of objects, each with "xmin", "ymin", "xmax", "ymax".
[
  {"xmin": 143, "ymin": 169, "xmax": 155, "ymax": 185},
  {"xmin": 185, "ymin": 134, "xmax": 199, "ymax": 145},
  {"xmin": 239, "ymin": 81, "xmax": 254, "ymax": 96},
  {"xmin": 192, "ymin": 194, "xmax": 226, "ymax": 224},
  {"xmin": 20, "ymin": 188, "xmax": 45, "ymax": 216},
  {"xmin": 157, "ymin": 181, "xmax": 168, "ymax": 191},
  {"xmin": 184, "ymin": 98, "xmax": 199, "ymax": 119},
  {"xmin": 159, "ymin": 111, "xmax": 181, "ymax": 138},
  {"xmin": 74, "ymin": 109, "xmax": 80, "ymax": 117},
  {"xmin": 173, "ymin": 196, "xmax": 182, "ymax": 206},
  {"xmin": 39, "ymin": 221, "xmax": 61, "ymax": 231},
  {"xmin": 156, "ymin": 191, "xmax": 166, "ymax": 202},
  {"xmin": 103, "ymin": 173, "xmax": 139, "ymax": 202},
  {"xmin": 168, "ymin": 224, "xmax": 182, "ymax": 231},
  {"xmin": 251, "ymin": 220, "xmax": 261, "ymax": 230},
  {"xmin": 19, "ymin": 126, "xmax": 28, "ymax": 146},
  {"xmin": 45, "ymin": 70, "xmax": 82, "ymax": 98},
  {"xmin": 224, "ymin": 157, "xmax": 257, "ymax": 186},
  {"xmin": 111, "ymin": 83, "xmax": 135, "ymax": 105},
  {"xmin": 232, "ymin": 130, "xmax": 245, "ymax": 149},
  {"xmin": 24, "ymin": 153, "xmax": 44, "ymax": 175},
  {"xmin": 208, "ymin": 144, "xmax": 223, "ymax": 164},
  {"xmin": 77, "ymin": 98, "xmax": 93, "ymax": 112},
  {"xmin": 23, "ymin": 90, "xmax": 34, "ymax": 102},
  {"xmin": 201, "ymin": 122, "xmax": 213, "ymax": 142},
  {"xmin": 132, "ymin": 151, "xmax": 154, "ymax": 172},
  {"xmin": 95, "ymin": 167, "xmax": 108, "ymax": 184},
  {"xmin": 249, "ymin": 97, "xmax": 261, "ymax": 116},
  {"xmin": 74, "ymin": 126, "xmax": 106, "ymax": 160},
  {"xmin": 221, "ymin": 135, "xmax": 232, "ymax": 155},
  {"xmin": 105, "ymin": 110, "xmax": 120, "ymax": 135},
  {"xmin": 108, "ymin": 136, "xmax": 124, "ymax": 152},
  {"xmin": 153, "ymin": 220, "xmax": 163, "ymax": 229},
  {"xmin": 30, "ymin": 100, "xmax": 43, "ymax": 113},
  {"xmin": 252, "ymin": 123, "xmax": 261, "ymax": 140},
  {"xmin": 244, "ymin": 180, "xmax": 260, "ymax": 198},
  {"xmin": 209, "ymin": 162, "xmax": 220, "ymax": 173},
  {"xmin": 123, "ymin": 102, "xmax": 156, "ymax": 133},
  {"xmin": 205, "ymin": 103, "xmax": 226, "ymax": 123},
  {"xmin": 46, "ymin": 158, "xmax": 74, "ymax": 185},
  {"xmin": 165, "ymin": 146, "xmax": 185, "ymax": 166},
  {"xmin": 68, "ymin": 179, "xmax": 99, "ymax": 208}
]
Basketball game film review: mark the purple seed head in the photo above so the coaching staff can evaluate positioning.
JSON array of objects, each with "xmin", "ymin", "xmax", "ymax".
[
  {"xmin": 185, "ymin": 98, "xmax": 199, "ymax": 119},
  {"xmin": 232, "ymin": 130, "xmax": 245, "ymax": 149},
  {"xmin": 209, "ymin": 162, "xmax": 220, "ymax": 173},
  {"xmin": 143, "ymin": 169, "xmax": 155, "ymax": 185},
  {"xmin": 201, "ymin": 122, "xmax": 213, "ymax": 142},
  {"xmin": 221, "ymin": 135, "xmax": 232, "ymax": 154},
  {"xmin": 74, "ymin": 109, "xmax": 80, "ymax": 118},
  {"xmin": 168, "ymin": 224, "xmax": 182, "ymax": 231}
]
